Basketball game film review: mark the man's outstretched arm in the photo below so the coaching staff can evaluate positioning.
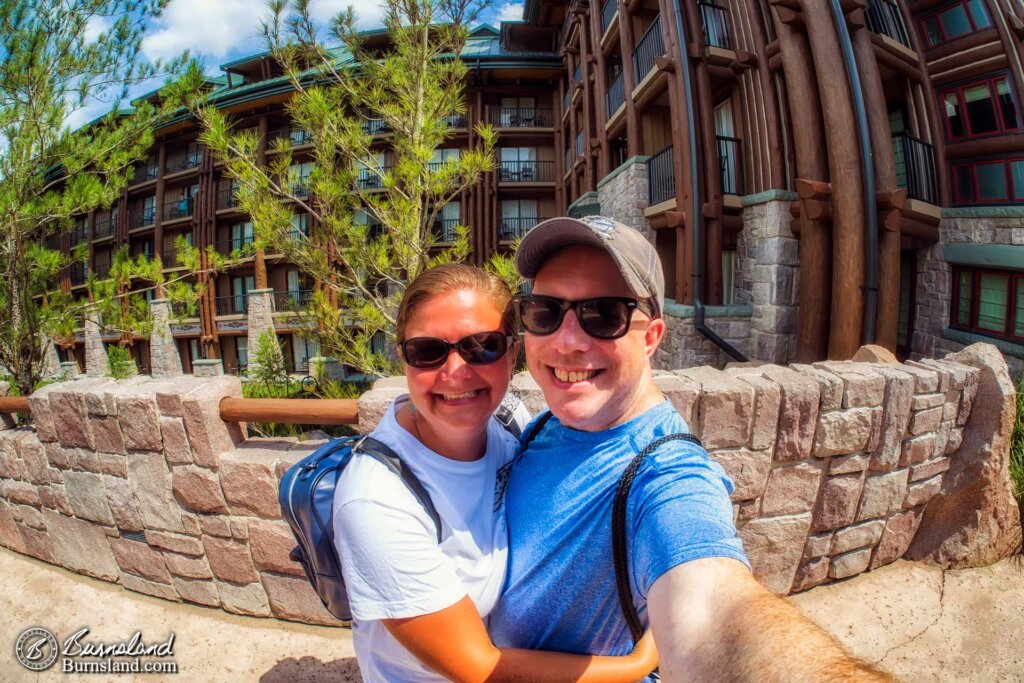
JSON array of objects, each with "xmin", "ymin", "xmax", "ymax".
[{"xmin": 647, "ymin": 557, "xmax": 891, "ymax": 682}]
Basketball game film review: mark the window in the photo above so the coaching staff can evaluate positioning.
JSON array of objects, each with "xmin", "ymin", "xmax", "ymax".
[
  {"xmin": 292, "ymin": 334, "xmax": 320, "ymax": 372},
  {"xmin": 722, "ymin": 250, "xmax": 737, "ymax": 305},
  {"xmin": 235, "ymin": 337, "xmax": 248, "ymax": 368},
  {"xmin": 950, "ymin": 265, "xmax": 1024, "ymax": 343},
  {"xmin": 952, "ymin": 157, "xmax": 1024, "ymax": 204},
  {"xmin": 941, "ymin": 75, "xmax": 1021, "ymax": 140},
  {"xmin": 231, "ymin": 221, "xmax": 254, "ymax": 249},
  {"xmin": 290, "ymin": 212, "xmax": 309, "ymax": 237},
  {"xmin": 232, "ymin": 275, "xmax": 255, "ymax": 314},
  {"xmin": 920, "ymin": 0, "xmax": 992, "ymax": 48}
]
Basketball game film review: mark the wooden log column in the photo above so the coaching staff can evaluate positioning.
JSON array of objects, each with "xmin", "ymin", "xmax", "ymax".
[
  {"xmin": 566, "ymin": 49, "xmax": 581, "ymax": 201},
  {"xmin": 617, "ymin": 0, "xmax": 644, "ymax": 157},
  {"xmin": 800, "ymin": 0, "xmax": 867, "ymax": 360},
  {"xmin": 254, "ymin": 116, "xmax": 269, "ymax": 290},
  {"xmin": 743, "ymin": 0, "xmax": 786, "ymax": 188},
  {"xmin": 852, "ymin": 26, "xmax": 900, "ymax": 352},
  {"xmin": 553, "ymin": 84, "xmax": 568, "ymax": 215},
  {"xmin": 771, "ymin": 3, "xmax": 831, "ymax": 362},
  {"xmin": 197, "ymin": 148, "xmax": 219, "ymax": 358},
  {"xmin": 154, "ymin": 143, "xmax": 167, "ymax": 295},
  {"xmin": 578, "ymin": 9, "xmax": 597, "ymax": 192},
  {"xmin": 590, "ymin": 4, "xmax": 612, "ymax": 179}
]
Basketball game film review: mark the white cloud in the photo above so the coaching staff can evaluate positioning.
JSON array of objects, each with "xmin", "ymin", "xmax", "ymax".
[
  {"xmin": 496, "ymin": 2, "xmax": 524, "ymax": 23},
  {"xmin": 311, "ymin": 0, "xmax": 387, "ymax": 28},
  {"xmin": 142, "ymin": 0, "xmax": 266, "ymax": 62},
  {"xmin": 84, "ymin": 16, "xmax": 111, "ymax": 43}
]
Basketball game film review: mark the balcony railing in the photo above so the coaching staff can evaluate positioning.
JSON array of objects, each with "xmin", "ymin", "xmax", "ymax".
[
  {"xmin": 215, "ymin": 295, "xmax": 249, "ymax": 316},
  {"xmin": 94, "ymin": 260, "xmax": 111, "ymax": 280},
  {"xmin": 128, "ymin": 204, "xmax": 156, "ymax": 229},
  {"xmin": 648, "ymin": 145, "xmax": 676, "ymax": 205},
  {"xmin": 94, "ymin": 213, "xmax": 116, "ymax": 239},
  {"xmin": 606, "ymin": 71, "xmax": 625, "ymax": 118},
  {"xmin": 563, "ymin": 87, "xmax": 571, "ymax": 115},
  {"xmin": 491, "ymin": 107, "xmax": 554, "ymax": 128},
  {"xmin": 573, "ymin": 63, "xmax": 582, "ymax": 85},
  {"xmin": 361, "ymin": 118, "xmax": 390, "ymax": 135},
  {"xmin": 431, "ymin": 219, "xmax": 461, "ymax": 243},
  {"xmin": 499, "ymin": 160, "xmax": 555, "ymax": 183},
  {"xmin": 69, "ymin": 262, "xmax": 88, "ymax": 286},
  {"xmin": 291, "ymin": 177, "xmax": 312, "ymax": 198},
  {"xmin": 442, "ymin": 113, "xmax": 467, "ymax": 129},
  {"xmin": 601, "ymin": 0, "xmax": 617, "ymax": 33},
  {"xmin": 217, "ymin": 184, "xmax": 242, "ymax": 210},
  {"xmin": 71, "ymin": 225, "xmax": 87, "ymax": 245},
  {"xmin": 165, "ymin": 143, "xmax": 203, "ymax": 174},
  {"xmin": 632, "ymin": 15, "xmax": 664, "ymax": 84},
  {"xmin": 271, "ymin": 127, "xmax": 312, "ymax": 146},
  {"xmin": 132, "ymin": 161, "xmax": 159, "ymax": 184},
  {"xmin": 699, "ymin": 2, "xmax": 733, "ymax": 50},
  {"xmin": 216, "ymin": 235, "xmax": 255, "ymax": 257},
  {"xmin": 500, "ymin": 216, "xmax": 546, "ymax": 241},
  {"xmin": 163, "ymin": 195, "xmax": 194, "ymax": 221},
  {"xmin": 892, "ymin": 133, "xmax": 938, "ymax": 205},
  {"xmin": 716, "ymin": 135, "xmax": 743, "ymax": 195},
  {"xmin": 865, "ymin": 0, "xmax": 911, "ymax": 48},
  {"xmin": 357, "ymin": 167, "xmax": 392, "ymax": 189},
  {"xmin": 273, "ymin": 289, "xmax": 312, "ymax": 311}
]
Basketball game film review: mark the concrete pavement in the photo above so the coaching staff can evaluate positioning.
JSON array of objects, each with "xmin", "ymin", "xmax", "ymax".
[{"xmin": 1, "ymin": 547, "xmax": 1021, "ymax": 682}]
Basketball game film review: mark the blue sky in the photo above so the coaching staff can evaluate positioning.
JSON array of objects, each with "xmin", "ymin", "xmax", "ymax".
[{"xmin": 69, "ymin": 0, "xmax": 524, "ymax": 130}]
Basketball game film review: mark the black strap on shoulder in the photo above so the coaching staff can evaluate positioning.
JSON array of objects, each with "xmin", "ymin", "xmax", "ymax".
[
  {"xmin": 494, "ymin": 391, "xmax": 524, "ymax": 439},
  {"xmin": 356, "ymin": 436, "xmax": 444, "ymax": 544},
  {"xmin": 612, "ymin": 432, "xmax": 703, "ymax": 643},
  {"xmin": 520, "ymin": 410, "xmax": 554, "ymax": 448}
]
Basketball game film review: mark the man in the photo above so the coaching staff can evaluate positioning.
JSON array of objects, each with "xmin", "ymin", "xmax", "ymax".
[{"xmin": 489, "ymin": 216, "xmax": 887, "ymax": 681}]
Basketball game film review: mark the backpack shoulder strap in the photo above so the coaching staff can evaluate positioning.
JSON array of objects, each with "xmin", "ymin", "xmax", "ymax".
[
  {"xmin": 494, "ymin": 390, "xmax": 524, "ymax": 439},
  {"xmin": 612, "ymin": 432, "xmax": 703, "ymax": 643},
  {"xmin": 356, "ymin": 436, "xmax": 443, "ymax": 544},
  {"xmin": 521, "ymin": 410, "xmax": 554, "ymax": 448}
]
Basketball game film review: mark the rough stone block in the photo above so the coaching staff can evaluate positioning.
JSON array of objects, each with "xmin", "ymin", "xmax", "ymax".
[
  {"xmin": 43, "ymin": 509, "xmax": 120, "ymax": 580},
  {"xmin": 27, "ymin": 394, "xmax": 56, "ymax": 443},
  {"xmin": 758, "ymin": 366, "xmax": 821, "ymax": 461},
  {"xmin": 172, "ymin": 577, "xmax": 220, "ymax": 607},
  {"xmin": 736, "ymin": 499, "xmax": 759, "ymax": 526},
  {"xmin": 181, "ymin": 378, "xmax": 245, "ymax": 467},
  {"xmin": 904, "ymin": 475, "xmax": 943, "ymax": 508},
  {"xmin": 165, "ymin": 553, "xmax": 214, "ymax": 580},
  {"xmin": 831, "ymin": 519, "xmax": 885, "ymax": 555},
  {"xmin": 63, "ymin": 471, "xmax": 115, "ymax": 525},
  {"xmin": 50, "ymin": 391, "xmax": 92, "ymax": 449},
  {"xmin": 120, "ymin": 572, "xmax": 180, "ymax": 601},
  {"xmin": 815, "ymin": 362, "xmax": 886, "ymax": 408},
  {"xmin": 868, "ymin": 367, "xmax": 914, "ymax": 471},
  {"xmin": 900, "ymin": 363, "xmax": 940, "ymax": 394},
  {"xmin": 78, "ymin": 451, "xmax": 127, "ymax": 478},
  {"xmin": 172, "ymin": 465, "xmax": 228, "ymax": 514},
  {"xmin": 19, "ymin": 524, "xmax": 55, "ymax": 562},
  {"xmin": 871, "ymin": 508, "xmax": 923, "ymax": 569},
  {"xmin": 216, "ymin": 580, "xmax": 271, "ymax": 617},
  {"xmin": 203, "ymin": 535, "xmax": 258, "ymax": 585},
  {"xmin": 219, "ymin": 452, "xmax": 281, "ymax": 519},
  {"xmin": 901, "ymin": 434, "xmax": 936, "ymax": 467},
  {"xmin": 957, "ymin": 366, "xmax": 980, "ymax": 426},
  {"xmin": 145, "ymin": 529, "xmax": 204, "ymax": 556},
  {"xmin": 3, "ymin": 480, "xmax": 41, "ymax": 506},
  {"xmin": 160, "ymin": 417, "xmax": 192, "ymax": 465},
  {"xmin": 127, "ymin": 451, "xmax": 184, "ymax": 533},
  {"xmin": 44, "ymin": 442, "xmax": 77, "ymax": 469},
  {"xmin": 812, "ymin": 474, "xmax": 864, "ymax": 532},
  {"xmin": 737, "ymin": 513, "xmax": 812, "ymax": 594},
  {"xmin": 676, "ymin": 367, "xmax": 754, "ymax": 449},
  {"xmin": 857, "ymin": 470, "xmax": 910, "ymax": 521},
  {"xmin": 13, "ymin": 433, "xmax": 49, "ymax": 485},
  {"xmin": 198, "ymin": 515, "xmax": 232, "ymax": 538},
  {"xmin": 43, "ymin": 484, "xmax": 73, "ymax": 516},
  {"xmin": 0, "ymin": 504, "xmax": 27, "ymax": 553},
  {"xmin": 708, "ymin": 448, "xmax": 772, "ymax": 502},
  {"xmin": 911, "ymin": 393, "xmax": 944, "ymax": 411},
  {"xmin": 945, "ymin": 427, "xmax": 964, "ymax": 453},
  {"xmin": 261, "ymin": 573, "xmax": 338, "ymax": 626},
  {"xmin": 653, "ymin": 373, "xmax": 699, "ymax": 429},
  {"xmin": 760, "ymin": 460, "xmax": 824, "ymax": 516},
  {"xmin": 830, "ymin": 453, "xmax": 869, "ymax": 475},
  {"xmin": 804, "ymin": 532, "xmax": 833, "ymax": 559},
  {"xmin": 17, "ymin": 504, "xmax": 45, "ymax": 530},
  {"xmin": 791, "ymin": 557, "xmax": 830, "ymax": 592},
  {"xmin": 90, "ymin": 417, "xmax": 127, "ymax": 455},
  {"xmin": 732, "ymin": 373, "xmax": 782, "ymax": 451},
  {"xmin": 117, "ymin": 395, "xmax": 163, "ymax": 452},
  {"xmin": 909, "ymin": 406, "xmax": 943, "ymax": 435},
  {"xmin": 851, "ymin": 345, "xmax": 898, "ymax": 364},
  {"xmin": 829, "ymin": 547, "xmax": 872, "ymax": 579},
  {"xmin": 181, "ymin": 513, "xmax": 201, "ymax": 537},
  {"xmin": 109, "ymin": 537, "xmax": 172, "ymax": 583},
  {"xmin": 813, "ymin": 408, "xmax": 873, "ymax": 457},
  {"xmin": 231, "ymin": 518, "xmax": 250, "ymax": 540},
  {"xmin": 249, "ymin": 519, "xmax": 304, "ymax": 577},
  {"xmin": 791, "ymin": 363, "xmax": 844, "ymax": 411},
  {"xmin": 910, "ymin": 457, "xmax": 950, "ymax": 482},
  {"xmin": 104, "ymin": 475, "xmax": 144, "ymax": 532}
]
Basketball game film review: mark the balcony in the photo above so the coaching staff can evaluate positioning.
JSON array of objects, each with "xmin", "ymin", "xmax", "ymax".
[
  {"xmin": 215, "ymin": 235, "xmax": 255, "ymax": 257},
  {"xmin": 892, "ymin": 133, "xmax": 938, "ymax": 205},
  {"xmin": 70, "ymin": 224, "xmax": 87, "ymax": 245},
  {"xmin": 648, "ymin": 145, "xmax": 675, "ymax": 205},
  {"xmin": 94, "ymin": 259, "xmax": 111, "ymax": 280},
  {"xmin": 601, "ymin": 0, "xmax": 617, "ymax": 34},
  {"xmin": 215, "ymin": 295, "xmax": 249, "ymax": 316},
  {"xmin": 576, "ymin": 130, "xmax": 584, "ymax": 158},
  {"xmin": 357, "ymin": 167, "xmax": 392, "ymax": 190},
  {"xmin": 699, "ymin": 2, "xmax": 733, "ymax": 50},
  {"xmin": 499, "ymin": 160, "xmax": 555, "ymax": 183},
  {"xmin": 361, "ymin": 118, "xmax": 390, "ymax": 136},
  {"xmin": 94, "ymin": 213, "xmax": 116, "ymax": 239},
  {"xmin": 128, "ymin": 203, "xmax": 156, "ymax": 229},
  {"xmin": 491, "ymin": 107, "xmax": 554, "ymax": 128},
  {"xmin": 865, "ymin": 0, "xmax": 911, "ymax": 48},
  {"xmin": 271, "ymin": 127, "xmax": 312, "ymax": 146},
  {"xmin": 165, "ymin": 143, "xmax": 204, "ymax": 174},
  {"xmin": 69, "ymin": 262, "xmax": 88, "ymax": 286},
  {"xmin": 442, "ymin": 113, "xmax": 467, "ymax": 129},
  {"xmin": 290, "ymin": 177, "xmax": 311, "ymax": 198},
  {"xmin": 163, "ymin": 195, "xmax": 194, "ymax": 221},
  {"xmin": 565, "ymin": 147, "xmax": 572, "ymax": 174},
  {"xmin": 606, "ymin": 71, "xmax": 625, "ymax": 118},
  {"xmin": 716, "ymin": 135, "xmax": 743, "ymax": 195},
  {"xmin": 132, "ymin": 160, "xmax": 159, "ymax": 184},
  {"xmin": 273, "ymin": 289, "xmax": 312, "ymax": 311},
  {"xmin": 217, "ymin": 184, "xmax": 242, "ymax": 210},
  {"xmin": 431, "ymin": 218, "xmax": 460, "ymax": 243},
  {"xmin": 632, "ymin": 15, "xmax": 664, "ymax": 84},
  {"xmin": 500, "ymin": 216, "xmax": 546, "ymax": 241}
]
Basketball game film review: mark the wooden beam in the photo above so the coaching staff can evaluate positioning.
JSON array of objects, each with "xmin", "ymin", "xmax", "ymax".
[
  {"xmin": 796, "ymin": 178, "xmax": 832, "ymax": 200},
  {"xmin": 650, "ymin": 210, "xmax": 686, "ymax": 229},
  {"xmin": 219, "ymin": 397, "xmax": 358, "ymax": 425}
]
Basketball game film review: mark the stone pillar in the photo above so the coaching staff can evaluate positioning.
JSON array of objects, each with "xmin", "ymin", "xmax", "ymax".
[
  {"xmin": 59, "ymin": 361, "xmax": 79, "ymax": 381},
  {"xmin": 308, "ymin": 357, "xmax": 344, "ymax": 382},
  {"xmin": 41, "ymin": 337, "xmax": 62, "ymax": 378},
  {"xmin": 84, "ymin": 308, "xmax": 109, "ymax": 378},
  {"xmin": 0, "ymin": 380, "xmax": 14, "ymax": 429},
  {"xmin": 192, "ymin": 359, "xmax": 225, "ymax": 377},
  {"xmin": 246, "ymin": 289, "xmax": 284, "ymax": 375},
  {"xmin": 738, "ymin": 197, "xmax": 800, "ymax": 364},
  {"xmin": 595, "ymin": 158, "xmax": 652, "ymax": 243},
  {"xmin": 149, "ymin": 299, "xmax": 183, "ymax": 379}
]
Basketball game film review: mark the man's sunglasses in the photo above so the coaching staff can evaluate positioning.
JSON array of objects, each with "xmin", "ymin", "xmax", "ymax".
[
  {"xmin": 513, "ymin": 295, "xmax": 655, "ymax": 340},
  {"xmin": 399, "ymin": 331, "xmax": 514, "ymax": 369}
]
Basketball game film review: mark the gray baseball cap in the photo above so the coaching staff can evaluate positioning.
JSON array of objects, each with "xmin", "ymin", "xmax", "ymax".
[{"xmin": 515, "ymin": 215, "xmax": 665, "ymax": 318}]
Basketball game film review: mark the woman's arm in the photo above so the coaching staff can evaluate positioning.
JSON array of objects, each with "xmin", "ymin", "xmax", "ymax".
[{"xmin": 384, "ymin": 596, "xmax": 658, "ymax": 683}]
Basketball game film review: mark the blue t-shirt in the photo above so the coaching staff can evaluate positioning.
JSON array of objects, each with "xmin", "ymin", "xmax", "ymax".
[{"xmin": 489, "ymin": 401, "xmax": 748, "ymax": 658}]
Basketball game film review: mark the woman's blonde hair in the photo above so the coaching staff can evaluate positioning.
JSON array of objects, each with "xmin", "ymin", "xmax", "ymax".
[{"xmin": 396, "ymin": 263, "xmax": 514, "ymax": 343}]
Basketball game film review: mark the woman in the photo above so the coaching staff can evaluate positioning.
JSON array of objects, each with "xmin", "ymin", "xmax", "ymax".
[{"xmin": 333, "ymin": 263, "xmax": 657, "ymax": 682}]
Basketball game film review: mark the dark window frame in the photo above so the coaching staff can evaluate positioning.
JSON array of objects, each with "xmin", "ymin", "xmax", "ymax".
[
  {"xmin": 951, "ymin": 156, "xmax": 1024, "ymax": 205},
  {"xmin": 919, "ymin": 0, "xmax": 992, "ymax": 48},
  {"xmin": 940, "ymin": 73, "xmax": 1021, "ymax": 141},
  {"xmin": 950, "ymin": 264, "xmax": 1024, "ymax": 343}
]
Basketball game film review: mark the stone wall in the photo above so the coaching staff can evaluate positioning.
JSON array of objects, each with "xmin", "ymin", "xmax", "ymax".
[
  {"xmin": 596, "ymin": 157, "xmax": 653, "ymax": 244},
  {"xmin": 912, "ymin": 213, "xmax": 1024, "ymax": 379},
  {"xmin": 654, "ymin": 305, "xmax": 752, "ymax": 370},
  {"xmin": 0, "ymin": 345, "xmax": 1018, "ymax": 627}
]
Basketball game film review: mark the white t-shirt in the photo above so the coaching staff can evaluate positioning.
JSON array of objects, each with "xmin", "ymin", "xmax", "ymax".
[{"xmin": 332, "ymin": 397, "xmax": 522, "ymax": 683}]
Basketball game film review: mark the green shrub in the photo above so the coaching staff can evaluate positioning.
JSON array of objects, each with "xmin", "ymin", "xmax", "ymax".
[
  {"xmin": 107, "ymin": 345, "xmax": 136, "ymax": 380},
  {"xmin": 241, "ymin": 377, "xmax": 369, "ymax": 439},
  {"xmin": 1011, "ymin": 374, "xmax": 1023, "ymax": 517},
  {"xmin": 249, "ymin": 329, "xmax": 287, "ymax": 383}
]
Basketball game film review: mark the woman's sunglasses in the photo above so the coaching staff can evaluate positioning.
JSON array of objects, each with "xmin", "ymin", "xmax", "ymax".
[
  {"xmin": 399, "ymin": 331, "xmax": 514, "ymax": 369},
  {"xmin": 513, "ymin": 294, "xmax": 654, "ymax": 340}
]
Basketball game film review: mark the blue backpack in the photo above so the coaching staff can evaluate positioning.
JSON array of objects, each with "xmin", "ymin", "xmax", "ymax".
[{"xmin": 278, "ymin": 396, "xmax": 531, "ymax": 622}]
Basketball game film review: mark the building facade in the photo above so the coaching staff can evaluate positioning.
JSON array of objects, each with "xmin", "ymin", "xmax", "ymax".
[{"xmin": 57, "ymin": 1, "xmax": 1024, "ymax": 377}]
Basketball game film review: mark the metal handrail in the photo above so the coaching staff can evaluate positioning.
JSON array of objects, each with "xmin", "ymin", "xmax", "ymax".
[
  {"xmin": 632, "ymin": 15, "xmax": 664, "ymax": 84},
  {"xmin": 648, "ymin": 145, "xmax": 676, "ymax": 205},
  {"xmin": 601, "ymin": 0, "xmax": 617, "ymax": 33},
  {"xmin": 215, "ymin": 295, "xmax": 248, "ymax": 316},
  {"xmin": 865, "ymin": 0, "xmax": 911, "ymax": 48},
  {"xmin": 163, "ymin": 194, "xmax": 194, "ymax": 221},
  {"xmin": 892, "ymin": 132, "xmax": 938, "ymax": 204},
  {"xmin": 490, "ymin": 107, "xmax": 554, "ymax": 127},
  {"xmin": 606, "ymin": 71, "xmax": 625, "ymax": 118},
  {"xmin": 128, "ymin": 204, "xmax": 156, "ymax": 229},
  {"xmin": 498, "ymin": 160, "xmax": 555, "ymax": 182},
  {"xmin": 165, "ymin": 143, "xmax": 203, "ymax": 173},
  {"xmin": 499, "ymin": 216, "xmax": 546, "ymax": 241},
  {"xmin": 716, "ymin": 135, "xmax": 743, "ymax": 195},
  {"xmin": 273, "ymin": 289, "xmax": 313, "ymax": 310}
]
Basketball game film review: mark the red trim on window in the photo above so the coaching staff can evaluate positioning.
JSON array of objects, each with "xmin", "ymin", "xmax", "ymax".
[
  {"xmin": 940, "ymin": 73, "xmax": 1023, "ymax": 142},
  {"xmin": 919, "ymin": 0, "xmax": 991, "ymax": 48},
  {"xmin": 950, "ymin": 265, "xmax": 1024, "ymax": 343}
]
